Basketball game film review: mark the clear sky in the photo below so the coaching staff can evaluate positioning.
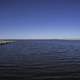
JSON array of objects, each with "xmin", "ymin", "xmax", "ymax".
[{"xmin": 0, "ymin": 0, "xmax": 80, "ymax": 39}]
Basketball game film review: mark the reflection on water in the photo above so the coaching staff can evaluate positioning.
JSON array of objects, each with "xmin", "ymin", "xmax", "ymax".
[{"xmin": 0, "ymin": 40, "xmax": 80, "ymax": 79}]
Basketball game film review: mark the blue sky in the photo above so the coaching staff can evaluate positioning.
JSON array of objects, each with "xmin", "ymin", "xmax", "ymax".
[{"xmin": 0, "ymin": 0, "xmax": 80, "ymax": 39}]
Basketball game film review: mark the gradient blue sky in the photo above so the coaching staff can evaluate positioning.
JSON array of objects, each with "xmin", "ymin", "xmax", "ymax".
[{"xmin": 0, "ymin": 0, "xmax": 80, "ymax": 39}]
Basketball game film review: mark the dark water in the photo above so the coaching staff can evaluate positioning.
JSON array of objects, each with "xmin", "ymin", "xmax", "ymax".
[{"xmin": 0, "ymin": 40, "xmax": 80, "ymax": 80}]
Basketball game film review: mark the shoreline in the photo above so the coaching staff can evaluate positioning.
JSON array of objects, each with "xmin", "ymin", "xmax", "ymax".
[{"xmin": 0, "ymin": 40, "xmax": 16, "ymax": 45}]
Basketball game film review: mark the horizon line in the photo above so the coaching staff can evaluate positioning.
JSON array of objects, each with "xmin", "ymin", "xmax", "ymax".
[{"xmin": 0, "ymin": 38, "xmax": 80, "ymax": 40}]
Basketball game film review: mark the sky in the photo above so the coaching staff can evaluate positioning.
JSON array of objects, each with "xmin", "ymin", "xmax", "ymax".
[{"xmin": 0, "ymin": 0, "xmax": 80, "ymax": 39}]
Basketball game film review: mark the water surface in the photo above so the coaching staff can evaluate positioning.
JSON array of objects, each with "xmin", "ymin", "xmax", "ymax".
[{"xmin": 0, "ymin": 40, "xmax": 80, "ymax": 79}]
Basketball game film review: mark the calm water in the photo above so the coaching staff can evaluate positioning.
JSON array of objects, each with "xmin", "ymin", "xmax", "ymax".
[{"xmin": 0, "ymin": 40, "xmax": 80, "ymax": 79}]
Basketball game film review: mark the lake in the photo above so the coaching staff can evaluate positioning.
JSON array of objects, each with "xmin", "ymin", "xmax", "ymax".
[{"xmin": 0, "ymin": 40, "xmax": 80, "ymax": 79}]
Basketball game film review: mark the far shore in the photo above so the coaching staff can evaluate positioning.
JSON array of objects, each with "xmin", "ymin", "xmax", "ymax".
[{"xmin": 0, "ymin": 40, "xmax": 16, "ymax": 45}]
